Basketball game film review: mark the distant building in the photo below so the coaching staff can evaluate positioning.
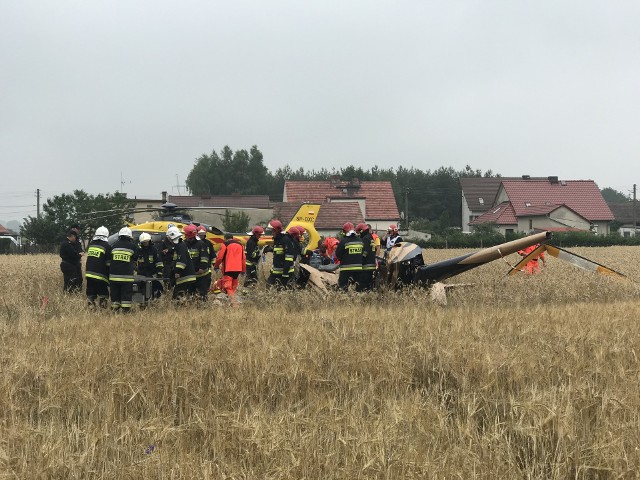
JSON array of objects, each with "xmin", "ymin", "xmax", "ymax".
[
  {"xmin": 0, "ymin": 223, "xmax": 19, "ymax": 251},
  {"xmin": 460, "ymin": 176, "xmax": 549, "ymax": 233},
  {"xmin": 167, "ymin": 194, "xmax": 273, "ymax": 230},
  {"xmin": 283, "ymin": 177, "xmax": 400, "ymax": 235},
  {"xmin": 273, "ymin": 202, "xmax": 365, "ymax": 241},
  {"xmin": 608, "ymin": 201, "xmax": 639, "ymax": 237},
  {"xmin": 469, "ymin": 177, "xmax": 613, "ymax": 236}
]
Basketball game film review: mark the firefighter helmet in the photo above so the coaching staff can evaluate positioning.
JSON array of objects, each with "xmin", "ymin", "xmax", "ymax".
[
  {"xmin": 166, "ymin": 226, "xmax": 182, "ymax": 243},
  {"xmin": 183, "ymin": 224, "xmax": 198, "ymax": 239},
  {"xmin": 356, "ymin": 223, "xmax": 368, "ymax": 234},
  {"xmin": 288, "ymin": 226, "xmax": 302, "ymax": 240},
  {"xmin": 251, "ymin": 226, "xmax": 265, "ymax": 236},
  {"xmin": 196, "ymin": 225, "xmax": 207, "ymax": 234},
  {"xmin": 118, "ymin": 227, "xmax": 133, "ymax": 238},
  {"xmin": 139, "ymin": 232, "xmax": 151, "ymax": 243},
  {"xmin": 269, "ymin": 219, "xmax": 283, "ymax": 233},
  {"xmin": 342, "ymin": 222, "xmax": 355, "ymax": 233},
  {"xmin": 388, "ymin": 224, "xmax": 398, "ymax": 233},
  {"xmin": 94, "ymin": 226, "xmax": 109, "ymax": 238}
]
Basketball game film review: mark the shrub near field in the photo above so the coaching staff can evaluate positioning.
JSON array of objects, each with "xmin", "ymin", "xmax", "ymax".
[{"xmin": 1, "ymin": 249, "xmax": 640, "ymax": 479}]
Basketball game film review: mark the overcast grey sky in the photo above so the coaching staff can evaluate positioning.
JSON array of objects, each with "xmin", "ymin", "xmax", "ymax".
[{"xmin": 1, "ymin": 0, "xmax": 639, "ymax": 221}]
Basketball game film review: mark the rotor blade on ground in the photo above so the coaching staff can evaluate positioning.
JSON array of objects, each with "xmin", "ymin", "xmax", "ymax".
[
  {"xmin": 415, "ymin": 231, "xmax": 552, "ymax": 284},
  {"xmin": 544, "ymin": 244, "xmax": 626, "ymax": 278}
]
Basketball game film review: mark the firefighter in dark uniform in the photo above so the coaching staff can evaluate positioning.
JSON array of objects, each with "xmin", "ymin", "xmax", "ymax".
[
  {"xmin": 356, "ymin": 223, "xmax": 376, "ymax": 291},
  {"xmin": 197, "ymin": 225, "xmax": 216, "ymax": 294},
  {"xmin": 60, "ymin": 229, "xmax": 84, "ymax": 292},
  {"xmin": 109, "ymin": 227, "xmax": 138, "ymax": 312},
  {"xmin": 159, "ymin": 229, "xmax": 176, "ymax": 288},
  {"xmin": 183, "ymin": 224, "xmax": 210, "ymax": 301},
  {"xmin": 85, "ymin": 226, "xmax": 111, "ymax": 308},
  {"xmin": 335, "ymin": 222, "xmax": 363, "ymax": 292},
  {"xmin": 266, "ymin": 219, "xmax": 296, "ymax": 289},
  {"xmin": 166, "ymin": 226, "xmax": 196, "ymax": 300},
  {"xmin": 136, "ymin": 232, "xmax": 164, "ymax": 298},
  {"xmin": 244, "ymin": 226, "xmax": 264, "ymax": 287}
]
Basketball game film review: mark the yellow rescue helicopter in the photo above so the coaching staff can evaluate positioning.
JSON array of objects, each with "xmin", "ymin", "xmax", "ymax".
[{"xmin": 102, "ymin": 202, "xmax": 322, "ymax": 251}]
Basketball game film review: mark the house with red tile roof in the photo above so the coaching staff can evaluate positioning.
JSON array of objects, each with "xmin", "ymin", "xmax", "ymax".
[
  {"xmin": 282, "ymin": 178, "xmax": 400, "ymax": 234},
  {"xmin": 470, "ymin": 177, "xmax": 614, "ymax": 236},
  {"xmin": 273, "ymin": 202, "xmax": 365, "ymax": 239},
  {"xmin": 607, "ymin": 201, "xmax": 639, "ymax": 237},
  {"xmin": 460, "ymin": 176, "xmax": 548, "ymax": 233}
]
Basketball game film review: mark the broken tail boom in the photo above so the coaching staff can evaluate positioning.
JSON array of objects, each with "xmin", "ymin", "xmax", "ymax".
[{"xmin": 415, "ymin": 231, "xmax": 552, "ymax": 284}]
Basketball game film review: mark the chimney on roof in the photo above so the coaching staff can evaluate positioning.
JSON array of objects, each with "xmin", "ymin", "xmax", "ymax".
[
  {"xmin": 330, "ymin": 175, "xmax": 341, "ymax": 187},
  {"xmin": 161, "ymin": 191, "xmax": 167, "ymax": 202},
  {"xmin": 522, "ymin": 175, "xmax": 531, "ymax": 180},
  {"xmin": 548, "ymin": 176, "xmax": 559, "ymax": 184}
]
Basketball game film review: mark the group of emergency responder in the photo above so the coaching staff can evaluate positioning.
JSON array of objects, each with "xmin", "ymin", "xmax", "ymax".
[
  {"xmin": 59, "ymin": 220, "xmax": 406, "ymax": 310},
  {"xmin": 266, "ymin": 221, "xmax": 403, "ymax": 292}
]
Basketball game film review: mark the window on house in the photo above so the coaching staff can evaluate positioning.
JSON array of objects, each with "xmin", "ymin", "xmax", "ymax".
[
  {"xmin": 479, "ymin": 198, "xmax": 484, "ymax": 205},
  {"xmin": 529, "ymin": 219, "xmax": 533, "ymax": 230},
  {"xmin": 506, "ymin": 229, "xmax": 514, "ymax": 235}
]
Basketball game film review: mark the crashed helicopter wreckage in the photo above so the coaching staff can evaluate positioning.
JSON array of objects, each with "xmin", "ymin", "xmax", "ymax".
[
  {"xmin": 299, "ymin": 230, "xmax": 631, "ymax": 304},
  {"xmin": 299, "ymin": 232, "xmax": 553, "ymax": 297}
]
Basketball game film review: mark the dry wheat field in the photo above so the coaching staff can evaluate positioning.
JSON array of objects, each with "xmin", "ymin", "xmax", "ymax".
[{"xmin": 1, "ymin": 247, "xmax": 640, "ymax": 479}]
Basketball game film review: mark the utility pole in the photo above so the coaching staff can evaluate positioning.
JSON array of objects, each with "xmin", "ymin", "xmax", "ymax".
[
  {"xmin": 173, "ymin": 174, "xmax": 186, "ymax": 196},
  {"xmin": 120, "ymin": 172, "xmax": 131, "ymax": 194},
  {"xmin": 634, "ymin": 184, "xmax": 637, "ymax": 236},
  {"xmin": 36, "ymin": 188, "xmax": 40, "ymax": 219},
  {"xmin": 404, "ymin": 187, "xmax": 409, "ymax": 231}
]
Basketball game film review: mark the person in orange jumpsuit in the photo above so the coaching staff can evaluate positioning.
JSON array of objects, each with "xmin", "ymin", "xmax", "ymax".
[
  {"xmin": 213, "ymin": 233, "xmax": 246, "ymax": 303},
  {"xmin": 517, "ymin": 244, "xmax": 546, "ymax": 274},
  {"xmin": 323, "ymin": 236, "xmax": 340, "ymax": 264}
]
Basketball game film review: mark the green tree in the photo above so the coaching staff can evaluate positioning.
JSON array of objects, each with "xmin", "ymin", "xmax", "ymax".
[
  {"xmin": 185, "ymin": 145, "xmax": 272, "ymax": 196},
  {"xmin": 222, "ymin": 210, "xmax": 251, "ymax": 233},
  {"xmin": 20, "ymin": 190, "xmax": 135, "ymax": 246},
  {"xmin": 601, "ymin": 187, "xmax": 629, "ymax": 203}
]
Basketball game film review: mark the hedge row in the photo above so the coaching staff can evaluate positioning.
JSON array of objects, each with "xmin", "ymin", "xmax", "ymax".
[{"xmin": 407, "ymin": 232, "xmax": 640, "ymax": 249}]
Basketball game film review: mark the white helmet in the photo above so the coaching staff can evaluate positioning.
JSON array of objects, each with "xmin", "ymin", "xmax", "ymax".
[
  {"xmin": 95, "ymin": 226, "xmax": 109, "ymax": 238},
  {"xmin": 92, "ymin": 226, "xmax": 109, "ymax": 241},
  {"xmin": 139, "ymin": 232, "xmax": 152, "ymax": 243},
  {"xmin": 118, "ymin": 226, "xmax": 133, "ymax": 238},
  {"xmin": 166, "ymin": 226, "xmax": 182, "ymax": 243}
]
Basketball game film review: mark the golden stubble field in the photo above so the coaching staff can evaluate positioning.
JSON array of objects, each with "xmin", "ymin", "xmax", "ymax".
[{"xmin": 1, "ymin": 247, "xmax": 640, "ymax": 479}]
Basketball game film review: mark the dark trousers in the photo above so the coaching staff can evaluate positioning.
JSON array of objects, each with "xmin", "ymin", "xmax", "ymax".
[
  {"xmin": 110, "ymin": 282, "xmax": 133, "ymax": 310},
  {"xmin": 357, "ymin": 270, "xmax": 375, "ymax": 292},
  {"xmin": 61, "ymin": 261, "xmax": 82, "ymax": 293},
  {"xmin": 195, "ymin": 275, "xmax": 211, "ymax": 300},
  {"xmin": 267, "ymin": 272, "xmax": 289, "ymax": 289},
  {"xmin": 173, "ymin": 281, "xmax": 197, "ymax": 300},
  {"xmin": 244, "ymin": 263, "xmax": 259, "ymax": 287},
  {"xmin": 86, "ymin": 278, "xmax": 109, "ymax": 307},
  {"xmin": 338, "ymin": 270, "xmax": 361, "ymax": 291}
]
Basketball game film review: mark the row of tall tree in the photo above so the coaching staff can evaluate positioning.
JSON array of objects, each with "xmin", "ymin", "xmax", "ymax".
[{"xmin": 185, "ymin": 145, "xmax": 498, "ymax": 229}]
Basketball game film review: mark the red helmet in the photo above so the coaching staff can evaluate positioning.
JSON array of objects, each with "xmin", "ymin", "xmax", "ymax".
[
  {"xmin": 251, "ymin": 226, "xmax": 265, "ymax": 236},
  {"xmin": 293, "ymin": 226, "xmax": 305, "ymax": 236},
  {"xmin": 287, "ymin": 226, "xmax": 301, "ymax": 240},
  {"xmin": 356, "ymin": 223, "xmax": 368, "ymax": 233},
  {"xmin": 196, "ymin": 225, "xmax": 207, "ymax": 234},
  {"xmin": 342, "ymin": 222, "xmax": 355, "ymax": 233},
  {"xmin": 388, "ymin": 224, "xmax": 398, "ymax": 233},
  {"xmin": 269, "ymin": 219, "xmax": 283, "ymax": 233},
  {"xmin": 183, "ymin": 224, "xmax": 198, "ymax": 239}
]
